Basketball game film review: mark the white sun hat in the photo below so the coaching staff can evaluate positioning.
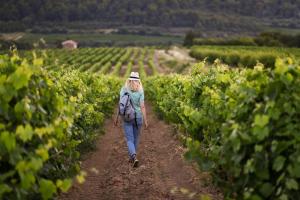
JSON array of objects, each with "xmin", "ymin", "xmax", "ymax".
[{"xmin": 128, "ymin": 72, "xmax": 140, "ymax": 80}]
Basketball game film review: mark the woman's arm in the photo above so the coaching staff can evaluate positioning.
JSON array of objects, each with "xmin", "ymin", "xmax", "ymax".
[
  {"xmin": 113, "ymin": 109, "xmax": 119, "ymax": 126},
  {"xmin": 141, "ymin": 102, "xmax": 148, "ymax": 129},
  {"xmin": 114, "ymin": 87, "xmax": 124, "ymax": 126}
]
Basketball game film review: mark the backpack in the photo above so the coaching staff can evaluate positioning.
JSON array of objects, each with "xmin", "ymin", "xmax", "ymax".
[{"xmin": 118, "ymin": 90, "xmax": 136, "ymax": 122}]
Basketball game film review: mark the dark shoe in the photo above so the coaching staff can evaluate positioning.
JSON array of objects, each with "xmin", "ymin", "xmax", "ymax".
[
  {"xmin": 129, "ymin": 157, "xmax": 134, "ymax": 163},
  {"xmin": 133, "ymin": 157, "xmax": 139, "ymax": 168},
  {"xmin": 129, "ymin": 154, "xmax": 136, "ymax": 164}
]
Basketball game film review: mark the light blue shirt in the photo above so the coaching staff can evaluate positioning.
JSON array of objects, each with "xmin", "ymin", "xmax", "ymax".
[{"xmin": 120, "ymin": 86, "xmax": 144, "ymax": 118}]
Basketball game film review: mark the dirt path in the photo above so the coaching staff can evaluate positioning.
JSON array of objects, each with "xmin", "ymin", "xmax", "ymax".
[
  {"xmin": 154, "ymin": 50, "xmax": 172, "ymax": 74},
  {"xmin": 144, "ymin": 64, "xmax": 153, "ymax": 76},
  {"xmin": 119, "ymin": 65, "xmax": 128, "ymax": 77},
  {"xmin": 59, "ymin": 102, "xmax": 222, "ymax": 200},
  {"xmin": 0, "ymin": 32, "xmax": 24, "ymax": 41}
]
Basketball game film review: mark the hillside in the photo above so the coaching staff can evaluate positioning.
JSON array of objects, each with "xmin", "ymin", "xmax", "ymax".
[{"xmin": 1, "ymin": 0, "xmax": 300, "ymax": 34}]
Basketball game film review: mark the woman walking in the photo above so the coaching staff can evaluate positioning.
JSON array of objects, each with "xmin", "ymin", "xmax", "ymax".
[{"xmin": 114, "ymin": 72, "xmax": 148, "ymax": 168}]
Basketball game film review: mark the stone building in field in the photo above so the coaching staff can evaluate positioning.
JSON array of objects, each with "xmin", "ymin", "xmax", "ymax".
[{"xmin": 61, "ymin": 40, "xmax": 78, "ymax": 49}]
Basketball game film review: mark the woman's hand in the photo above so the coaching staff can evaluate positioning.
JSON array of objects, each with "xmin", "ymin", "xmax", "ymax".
[
  {"xmin": 113, "ymin": 112, "xmax": 119, "ymax": 127},
  {"xmin": 114, "ymin": 119, "xmax": 118, "ymax": 127},
  {"xmin": 141, "ymin": 102, "xmax": 148, "ymax": 130},
  {"xmin": 144, "ymin": 120, "xmax": 149, "ymax": 129}
]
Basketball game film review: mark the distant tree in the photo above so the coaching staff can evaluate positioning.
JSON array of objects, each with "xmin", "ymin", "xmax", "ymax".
[
  {"xmin": 296, "ymin": 34, "xmax": 300, "ymax": 48},
  {"xmin": 183, "ymin": 31, "xmax": 196, "ymax": 46},
  {"xmin": 0, "ymin": 0, "xmax": 299, "ymax": 32},
  {"xmin": 253, "ymin": 31, "xmax": 300, "ymax": 48}
]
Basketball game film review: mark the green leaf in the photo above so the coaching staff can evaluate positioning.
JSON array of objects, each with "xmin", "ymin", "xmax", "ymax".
[
  {"xmin": 0, "ymin": 170, "xmax": 15, "ymax": 182},
  {"xmin": 56, "ymin": 179, "xmax": 72, "ymax": 193},
  {"xmin": 276, "ymin": 173, "xmax": 285, "ymax": 186},
  {"xmin": 256, "ymin": 168, "xmax": 270, "ymax": 180},
  {"xmin": 14, "ymin": 101, "xmax": 25, "ymax": 118},
  {"xmin": 249, "ymin": 194, "xmax": 263, "ymax": 200},
  {"xmin": 288, "ymin": 164, "xmax": 300, "ymax": 178},
  {"xmin": 244, "ymin": 158, "xmax": 255, "ymax": 174},
  {"xmin": 259, "ymin": 182, "xmax": 273, "ymax": 197},
  {"xmin": 254, "ymin": 115, "xmax": 269, "ymax": 127},
  {"xmin": 35, "ymin": 126, "xmax": 54, "ymax": 138},
  {"xmin": 16, "ymin": 124, "xmax": 33, "ymax": 142},
  {"xmin": 285, "ymin": 178, "xmax": 298, "ymax": 190},
  {"xmin": 8, "ymin": 67, "xmax": 32, "ymax": 90},
  {"xmin": 216, "ymin": 73, "xmax": 231, "ymax": 83},
  {"xmin": 20, "ymin": 172, "xmax": 35, "ymax": 190},
  {"xmin": 252, "ymin": 126, "xmax": 269, "ymax": 141},
  {"xmin": 0, "ymin": 184, "xmax": 12, "ymax": 198},
  {"xmin": 285, "ymin": 73, "xmax": 294, "ymax": 83},
  {"xmin": 0, "ymin": 75, "xmax": 6, "ymax": 84},
  {"xmin": 16, "ymin": 161, "xmax": 29, "ymax": 173},
  {"xmin": 273, "ymin": 156, "xmax": 286, "ymax": 172},
  {"xmin": 268, "ymin": 107, "xmax": 281, "ymax": 120},
  {"xmin": 255, "ymin": 145, "xmax": 263, "ymax": 152},
  {"xmin": 30, "ymin": 157, "xmax": 43, "ymax": 171},
  {"xmin": 200, "ymin": 194, "xmax": 212, "ymax": 200},
  {"xmin": 0, "ymin": 123, "xmax": 4, "ymax": 130},
  {"xmin": 76, "ymin": 171, "xmax": 87, "ymax": 184},
  {"xmin": 0, "ymin": 131, "xmax": 16, "ymax": 152},
  {"xmin": 271, "ymin": 141, "xmax": 293, "ymax": 154},
  {"xmin": 39, "ymin": 179, "xmax": 57, "ymax": 200},
  {"xmin": 279, "ymin": 194, "xmax": 288, "ymax": 200},
  {"xmin": 33, "ymin": 58, "xmax": 43, "ymax": 67},
  {"xmin": 35, "ymin": 147, "xmax": 49, "ymax": 161},
  {"xmin": 275, "ymin": 59, "xmax": 289, "ymax": 75}
]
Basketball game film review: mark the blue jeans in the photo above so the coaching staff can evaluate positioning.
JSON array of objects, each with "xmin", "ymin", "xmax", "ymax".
[{"xmin": 123, "ymin": 117, "xmax": 143, "ymax": 158}]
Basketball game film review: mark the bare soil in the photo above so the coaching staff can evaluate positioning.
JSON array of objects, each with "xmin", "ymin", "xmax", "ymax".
[
  {"xmin": 154, "ymin": 51, "xmax": 173, "ymax": 74},
  {"xmin": 0, "ymin": 32, "xmax": 24, "ymax": 41},
  {"xmin": 157, "ymin": 46, "xmax": 195, "ymax": 62},
  {"xmin": 119, "ymin": 65, "xmax": 128, "ymax": 77},
  {"xmin": 144, "ymin": 64, "xmax": 153, "ymax": 76},
  {"xmin": 131, "ymin": 64, "xmax": 140, "ymax": 73},
  {"xmin": 59, "ymin": 102, "xmax": 222, "ymax": 200}
]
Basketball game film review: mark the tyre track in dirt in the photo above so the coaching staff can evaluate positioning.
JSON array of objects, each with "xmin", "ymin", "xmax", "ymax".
[{"xmin": 59, "ymin": 102, "xmax": 222, "ymax": 200}]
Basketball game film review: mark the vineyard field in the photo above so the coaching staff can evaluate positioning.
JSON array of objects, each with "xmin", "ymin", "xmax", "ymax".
[
  {"xmin": 0, "ymin": 51, "xmax": 122, "ymax": 199},
  {"xmin": 146, "ymin": 58, "xmax": 300, "ymax": 199},
  {"xmin": 1, "ymin": 0, "xmax": 300, "ymax": 198},
  {"xmin": 1, "ymin": 45, "xmax": 300, "ymax": 200},
  {"xmin": 21, "ymin": 47, "xmax": 163, "ymax": 78},
  {"xmin": 190, "ymin": 45, "xmax": 300, "ymax": 68}
]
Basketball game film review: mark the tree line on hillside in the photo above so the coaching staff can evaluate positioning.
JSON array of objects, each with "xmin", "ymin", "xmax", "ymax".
[
  {"xmin": 184, "ymin": 31, "xmax": 300, "ymax": 48},
  {"xmin": 0, "ymin": 0, "xmax": 299, "ymax": 32}
]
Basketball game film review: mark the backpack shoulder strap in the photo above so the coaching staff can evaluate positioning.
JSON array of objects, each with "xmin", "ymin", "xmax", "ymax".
[
  {"xmin": 123, "ymin": 87, "xmax": 136, "ymax": 109},
  {"xmin": 129, "ymin": 96, "xmax": 136, "ymax": 110}
]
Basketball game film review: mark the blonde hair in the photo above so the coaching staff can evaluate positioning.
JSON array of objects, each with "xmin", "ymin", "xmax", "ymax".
[{"xmin": 125, "ymin": 79, "xmax": 143, "ymax": 92}]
